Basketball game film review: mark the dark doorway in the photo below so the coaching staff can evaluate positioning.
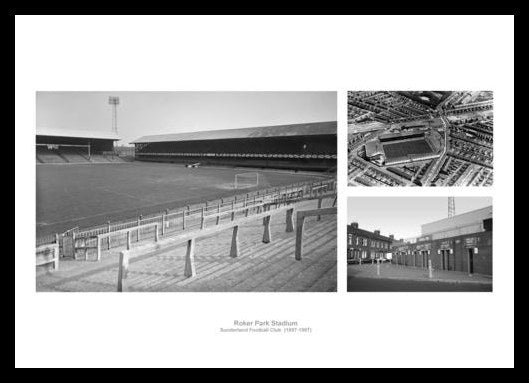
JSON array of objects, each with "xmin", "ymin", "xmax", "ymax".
[
  {"xmin": 468, "ymin": 248, "xmax": 475, "ymax": 275},
  {"xmin": 440, "ymin": 250, "xmax": 451, "ymax": 271}
]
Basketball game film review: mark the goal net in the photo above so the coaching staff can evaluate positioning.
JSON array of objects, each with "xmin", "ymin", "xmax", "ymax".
[{"xmin": 234, "ymin": 172, "xmax": 259, "ymax": 189}]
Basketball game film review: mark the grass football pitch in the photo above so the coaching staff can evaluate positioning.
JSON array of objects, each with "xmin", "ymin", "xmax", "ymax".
[
  {"xmin": 36, "ymin": 162, "xmax": 328, "ymax": 237},
  {"xmin": 382, "ymin": 139, "xmax": 433, "ymax": 160}
]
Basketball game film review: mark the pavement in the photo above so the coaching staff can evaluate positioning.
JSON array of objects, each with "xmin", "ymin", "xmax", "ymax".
[{"xmin": 347, "ymin": 263, "xmax": 492, "ymax": 292}]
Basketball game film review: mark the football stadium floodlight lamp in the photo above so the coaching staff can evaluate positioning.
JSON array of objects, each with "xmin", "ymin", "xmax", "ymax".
[{"xmin": 108, "ymin": 96, "xmax": 120, "ymax": 105}]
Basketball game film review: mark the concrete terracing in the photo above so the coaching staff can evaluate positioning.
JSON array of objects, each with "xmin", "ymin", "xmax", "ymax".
[{"xmin": 36, "ymin": 198, "xmax": 337, "ymax": 292}]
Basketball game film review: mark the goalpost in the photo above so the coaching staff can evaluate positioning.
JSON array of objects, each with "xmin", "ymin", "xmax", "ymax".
[{"xmin": 234, "ymin": 172, "xmax": 259, "ymax": 189}]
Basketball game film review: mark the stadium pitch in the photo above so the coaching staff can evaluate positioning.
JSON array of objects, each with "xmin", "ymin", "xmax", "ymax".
[
  {"xmin": 36, "ymin": 162, "xmax": 329, "ymax": 237},
  {"xmin": 382, "ymin": 139, "xmax": 434, "ymax": 161}
]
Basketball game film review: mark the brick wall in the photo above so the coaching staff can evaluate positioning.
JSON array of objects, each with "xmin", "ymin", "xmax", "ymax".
[{"xmin": 392, "ymin": 231, "xmax": 492, "ymax": 276}]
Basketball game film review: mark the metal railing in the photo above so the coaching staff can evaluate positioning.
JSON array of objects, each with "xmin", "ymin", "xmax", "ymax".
[
  {"xmin": 37, "ymin": 178, "xmax": 336, "ymax": 255},
  {"xmin": 36, "ymin": 233, "xmax": 59, "ymax": 247},
  {"xmin": 79, "ymin": 184, "xmax": 334, "ymax": 262},
  {"xmin": 36, "ymin": 243, "xmax": 60, "ymax": 271},
  {"xmin": 95, "ymin": 197, "xmax": 276, "ymax": 262}
]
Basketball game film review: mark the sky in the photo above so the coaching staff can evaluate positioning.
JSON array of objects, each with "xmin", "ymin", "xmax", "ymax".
[
  {"xmin": 36, "ymin": 91, "xmax": 337, "ymax": 145},
  {"xmin": 347, "ymin": 197, "xmax": 492, "ymax": 240}
]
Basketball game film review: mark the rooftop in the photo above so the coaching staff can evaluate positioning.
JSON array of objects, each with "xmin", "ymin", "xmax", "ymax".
[
  {"xmin": 421, "ymin": 206, "xmax": 493, "ymax": 236},
  {"xmin": 379, "ymin": 129, "xmax": 425, "ymax": 141},
  {"xmin": 365, "ymin": 140, "xmax": 384, "ymax": 157},
  {"xmin": 131, "ymin": 121, "xmax": 337, "ymax": 144},
  {"xmin": 36, "ymin": 127, "xmax": 120, "ymax": 141},
  {"xmin": 348, "ymin": 224, "xmax": 394, "ymax": 242}
]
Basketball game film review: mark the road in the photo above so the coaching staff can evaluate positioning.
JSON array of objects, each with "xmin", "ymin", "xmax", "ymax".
[
  {"xmin": 421, "ymin": 112, "xmax": 450, "ymax": 186},
  {"xmin": 349, "ymin": 142, "xmax": 412, "ymax": 186},
  {"xmin": 347, "ymin": 277, "xmax": 492, "ymax": 292}
]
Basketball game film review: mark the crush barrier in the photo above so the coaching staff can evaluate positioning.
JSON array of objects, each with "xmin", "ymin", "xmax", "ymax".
[
  {"xmin": 116, "ymin": 204, "xmax": 296, "ymax": 292},
  {"xmin": 115, "ymin": 196, "xmax": 337, "ymax": 292},
  {"xmin": 295, "ymin": 207, "xmax": 338, "ymax": 261},
  {"xmin": 38, "ymin": 178, "xmax": 336, "ymax": 258},
  {"xmin": 81, "ymin": 194, "xmax": 300, "ymax": 262}
]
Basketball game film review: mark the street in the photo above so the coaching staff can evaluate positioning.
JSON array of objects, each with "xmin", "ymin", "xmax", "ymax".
[{"xmin": 348, "ymin": 276, "xmax": 492, "ymax": 292}]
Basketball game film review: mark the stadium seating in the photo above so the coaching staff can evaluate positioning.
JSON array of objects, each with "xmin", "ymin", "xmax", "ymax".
[
  {"xmin": 36, "ymin": 146, "xmax": 128, "ymax": 164},
  {"xmin": 59, "ymin": 147, "xmax": 90, "ymax": 163},
  {"xmin": 137, "ymin": 136, "xmax": 337, "ymax": 157},
  {"xmin": 36, "ymin": 146, "xmax": 68, "ymax": 163},
  {"xmin": 135, "ymin": 139, "xmax": 337, "ymax": 170}
]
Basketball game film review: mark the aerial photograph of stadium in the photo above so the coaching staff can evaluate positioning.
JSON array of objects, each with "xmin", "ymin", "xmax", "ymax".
[
  {"xmin": 348, "ymin": 91, "xmax": 493, "ymax": 187},
  {"xmin": 35, "ymin": 91, "xmax": 338, "ymax": 292}
]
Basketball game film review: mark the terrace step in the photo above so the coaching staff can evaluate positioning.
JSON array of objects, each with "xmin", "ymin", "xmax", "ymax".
[
  {"xmin": 37, "ymin": 195, "xmax": 337, "ymax": 292},
  {"xmin": 271, "ymin": 244, "xmax": 337, "ymax": 292},
  {"xmin": 306, "ymin": 263, "xmax": 338, "ymax": 292},
  {"xmin": 37, "ymin": 153, "xmax": 68, "ymax": 163},
  {"xmin": 226, "ymin": 222, "xmax": 336, "ymax": 292},
  {"xmin": 110, "ymin": 215, "xmax": 336, "ymax": 292},
  {"xmin": 173, "ymin": 222, "xmax": 334, "ymax": 291},
  {"xmin": 141, "ymin": 217, "xmax": 337, "ymax": 292}
]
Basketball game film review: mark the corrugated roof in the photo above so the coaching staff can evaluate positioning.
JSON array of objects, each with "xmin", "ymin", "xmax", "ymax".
[
  {"xmin": 131, "ymin": 121, "xmax": 337, "ymax": 144},
  {"xmin": 36, "ymin": 127, "xmax": 120, "ymax": 141}
]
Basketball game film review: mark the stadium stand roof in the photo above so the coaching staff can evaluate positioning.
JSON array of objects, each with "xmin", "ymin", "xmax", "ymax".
[
  {"xmin": 379, "ymin": 130, "xmax": 425, "ymax": 142},
  {"xmin": 421, "ymin": 206, "xmax": 492, "ymax": 236},
  {"xmin": 131, "ymin": 121, "xmax": 337, "ymax": 144},
  {"xmin": 36, "ymin": 127, "xmax": 120, "ymax": 140},
  {"xmin": 365, "ymin": 141, "xmax": 384, "ymax": 157}
]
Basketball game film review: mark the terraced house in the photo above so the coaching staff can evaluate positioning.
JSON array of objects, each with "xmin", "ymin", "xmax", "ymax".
[{"xmin": 347, "ymin": 222, "xmax": 394, "ymax": 263}]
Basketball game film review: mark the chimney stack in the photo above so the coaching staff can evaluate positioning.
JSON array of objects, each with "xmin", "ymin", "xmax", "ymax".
[
  {"xmin": 374, "ymin": 230, "xmax": 381, "ymax": 236},
  {"xmin": 351, "ymin": 222, "xmax": 359, "ymax": 229},
  {"xmin": 389, "ymin": 234, "xmax": 394, "ymax": 240}
]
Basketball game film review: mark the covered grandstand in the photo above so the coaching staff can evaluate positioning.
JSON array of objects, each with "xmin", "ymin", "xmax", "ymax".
[
  {"xmin": 363, "ymin": 129, "xmax": 442, "ymax": 166},
  {"xmin": 131, "ymin": 121, "xmax": 337, "ymax": 171},
  {"xmin": 36, "ymin": 128, "xmax": 123, "ymax": 164}
]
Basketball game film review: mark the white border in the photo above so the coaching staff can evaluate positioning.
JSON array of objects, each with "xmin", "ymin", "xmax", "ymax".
[{"xmin": 15, "ymin": 15, "xmax": 514, "ymax": 368}]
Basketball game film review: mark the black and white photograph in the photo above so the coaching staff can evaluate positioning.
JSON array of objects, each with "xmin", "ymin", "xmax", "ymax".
[
  {"xmin": 347, "ymin": 197, "xmax": 493, "ymax": 292},
  {"xmin": 35, "ymin": 91, "xmax": 338, "ymax": 292},
  {"xmin": 348, "ymin": 91, "xmax": 493, "ymax": 187}
]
